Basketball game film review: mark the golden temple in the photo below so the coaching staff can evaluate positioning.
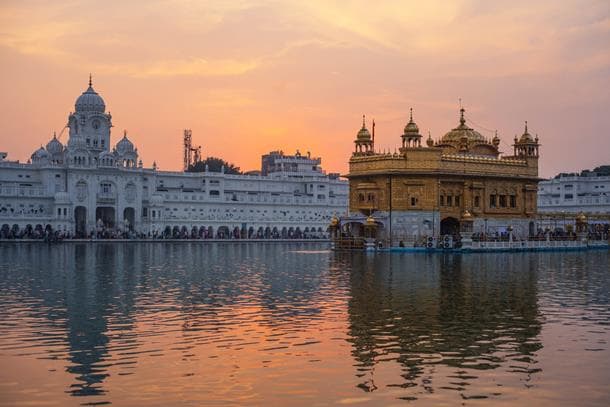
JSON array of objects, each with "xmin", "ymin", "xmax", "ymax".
[{"xmin": 338, "ymin": 107, "xmax": 541, "ymax": 246}]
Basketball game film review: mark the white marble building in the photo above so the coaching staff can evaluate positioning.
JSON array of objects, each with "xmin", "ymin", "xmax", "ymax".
[
  {"xmin": 538, "ymin": 166, "xmax": 610, "ymax": 215},
  {"xmin": 0, "ymin": 79, "xmax": 348, "ymax": 238}
]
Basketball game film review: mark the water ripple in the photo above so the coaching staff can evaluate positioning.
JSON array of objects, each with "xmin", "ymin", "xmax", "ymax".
[{"xmin": 0, "ymin": 244, "xmax": 608, "ymax": 406}]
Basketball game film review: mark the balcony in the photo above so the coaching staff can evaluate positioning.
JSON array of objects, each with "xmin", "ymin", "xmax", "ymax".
[{"xmin": 96, "ymin": 192, "xmax": 116, "ymax": 203}]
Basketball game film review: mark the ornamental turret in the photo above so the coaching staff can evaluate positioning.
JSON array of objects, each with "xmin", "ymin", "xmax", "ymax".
[
  {"xmin": 401, "ymin": 108, "xmax": 422, "ymax": 148},
  {"xmin": 353, "ymin": 115, "xmax": 374, "ymax": 156},
  {"xmin": 513, "ymin": 121, "xmax": 540, "ymax": 158}
]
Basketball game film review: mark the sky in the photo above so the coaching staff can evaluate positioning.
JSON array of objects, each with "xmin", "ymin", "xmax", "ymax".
[{"xmin": 0, "ymin": 0, "xmax": 608, "ymax": 178}]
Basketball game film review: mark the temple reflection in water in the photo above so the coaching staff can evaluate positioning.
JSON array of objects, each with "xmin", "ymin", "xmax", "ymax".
[
  {"xmin": 0, "ymin": 243, "xmax": 608, "ymax": 405},
  {"xmin": 333, "ymin": 252, "xmax": 542, "ymax": 394}
]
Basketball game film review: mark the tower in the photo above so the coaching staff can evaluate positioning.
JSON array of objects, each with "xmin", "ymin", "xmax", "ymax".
[
  {"xmin": 183, "ymin": 129, "xmax": 202, "ymax": 171},
  {"xmin": 183, "ymin": 129, "xmax": 193, "ymax": 171},
  {"xmin": 67, "ymin": 75, "xmax": 112, "ymax": 157}
]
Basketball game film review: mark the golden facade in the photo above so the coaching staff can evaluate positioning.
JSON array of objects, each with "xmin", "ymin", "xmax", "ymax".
[{"xmin": 344, "ymin": 108, "xmax": 541, "ymax": 243}]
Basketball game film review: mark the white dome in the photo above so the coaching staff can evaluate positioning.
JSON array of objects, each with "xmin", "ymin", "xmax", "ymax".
[
  {"xmin": 31, "ymin": 146, "xmax": 49, "ymax": 160},
  {"xmin": 75, "ymin": 78, "xmax": 105, "ymax": 113},
  {"xmin": 116, "ymin": 133, "xmax": 134, "ymax": 154},
  {"xmin": 46, "ymin": 134, "xmax": 64, "ymax": 154}
]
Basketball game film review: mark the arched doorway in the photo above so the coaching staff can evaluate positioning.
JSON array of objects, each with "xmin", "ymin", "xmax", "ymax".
[
  {"xmin": 74, "ymin": 206, "xmax": 87, "ymax": 237},
  {"xmin": 123, "ymin": 207, "xmax": 135, "ymax": 231},
  {"xmin": 440, "ymin": 217, "xmax": 460, "ymax": 236},
  {"xmin": 95, "ymin": 207, "xmax": 115, "ymax": 229},
  {"xmin": 217, "ymin": 226, "xmax": 230, "ymax": 239}
]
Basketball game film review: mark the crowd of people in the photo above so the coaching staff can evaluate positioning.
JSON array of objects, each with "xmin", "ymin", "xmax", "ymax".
[{"xmin": 0, "ymin": 224, "xmax": 328, "ymax": 241}]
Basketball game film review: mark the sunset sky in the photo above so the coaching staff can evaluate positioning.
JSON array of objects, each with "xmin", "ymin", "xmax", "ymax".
[{"xmin": 0, "ymin": 0, "xmax": 608, "ymax": 177}]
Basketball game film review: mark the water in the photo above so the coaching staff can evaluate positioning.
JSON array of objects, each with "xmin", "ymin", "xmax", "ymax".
[{"xmin": 0, "ymin": 243, "xmax": 609, "ymax": 406}]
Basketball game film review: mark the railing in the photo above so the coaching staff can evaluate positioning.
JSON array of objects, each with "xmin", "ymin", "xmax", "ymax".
[
  {"xmin": 96, "ymin": 192, "xmax": 116, "ymax": 202},
  {"xmin": 0, "ymin": 186, "xmax": 49, "ymax": 197},
  {"xmin": 332, "ymin": 237, "xmax": 367, "ymax": 250},
  {"xmin": 0, "ymin": 212, "xmax": 50, "ymax": 219},
  {"xmin": 470, "ymin": 240, "xmax": 593, "ymax": 250}
]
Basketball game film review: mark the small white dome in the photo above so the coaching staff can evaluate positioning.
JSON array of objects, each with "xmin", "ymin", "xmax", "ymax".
[
  {"xmin": 46, "ymin": 133, "xmax": 64, "ymax": 154},
  {"xmin": 116, "ymin": 132, "xmax": 134, "ymax": 154},
  {"xmin": 31, "ymin": 146, "xmax": 49, "ymax": 160}
]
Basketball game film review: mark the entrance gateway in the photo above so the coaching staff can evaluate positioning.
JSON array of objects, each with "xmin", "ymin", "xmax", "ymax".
[
  {"xmin": 96, "ymin": 207, "xmax": 115, "ymax": 229},
  {"xmin": 440, "ymin": 217, "xmax": 460, "ymax": 236}
]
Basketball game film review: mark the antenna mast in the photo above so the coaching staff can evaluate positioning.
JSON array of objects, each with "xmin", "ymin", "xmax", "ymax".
[
  {"xmin": 183, "ymin": 129, "xmax": 203, "ymax": 171},
  {"xmin": 183, "ymin": 129, "xmax": 192, "ymax": 171}
]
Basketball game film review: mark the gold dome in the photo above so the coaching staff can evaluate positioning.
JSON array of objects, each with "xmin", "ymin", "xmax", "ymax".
[
  {"xmin": 426, "ymin": 131, "xmax": 434, "ymax": 147},
  {"xmin": 441, "ymin": 108, "xmax": 486, "ymax": 144},
  {"xmin": 403, "ymin": 108, "xmax": 420, "ymax": 136},
  {"xmin": 365, "ymin": 215, "xmax": 377, "ymax": 226},
  {"xmin": 576, "ymin": 212, "xmax": 587, "ymax": 223},
  {"xmin": 518, "ymin": 121, "xmax": 535, "ymax": 143},
  {"xmin": 330, "ymin": 216, "xmax": 339, "ymax": 226},
  {"xmin": 356, "ymin": 115, "xmax": 371, "ymax": 141},
  {"xmin": 461, "ymin": 210, "xmax": 474, "ymax": 221}
]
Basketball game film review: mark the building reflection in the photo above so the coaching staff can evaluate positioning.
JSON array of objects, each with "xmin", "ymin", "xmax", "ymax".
[
  {"xmin": 0, "ymin": 242, "xmax": 328, "ymax": 400},
  {"xmin": 335, "ymin": 252, "xmax": 542, "ymax": 394}
]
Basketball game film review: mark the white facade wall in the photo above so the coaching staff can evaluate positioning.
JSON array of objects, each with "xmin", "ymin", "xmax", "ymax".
[{"xmin": 538, "ymin": 173, "xmax": 610, "ymax": 215}]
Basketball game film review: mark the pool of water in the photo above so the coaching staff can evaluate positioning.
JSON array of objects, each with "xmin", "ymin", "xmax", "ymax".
[{"xmin": 0, "ymin": 243, "xmax": 608, "ymax": 406}]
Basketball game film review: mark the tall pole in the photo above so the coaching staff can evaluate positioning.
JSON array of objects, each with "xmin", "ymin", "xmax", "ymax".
[{"xmin": 389, "ymin": 175, "xmax": 392, "ymax": 247}]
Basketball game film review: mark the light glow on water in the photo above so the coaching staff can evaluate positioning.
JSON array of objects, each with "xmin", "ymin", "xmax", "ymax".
[{"xmin": 0, "ymin": 243, "xmax": 609, "ymax": 406}]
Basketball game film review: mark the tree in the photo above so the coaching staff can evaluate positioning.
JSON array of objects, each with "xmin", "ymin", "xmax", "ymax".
[{"xmin": 187, "ymin": 156, "xmax": 242, "ymax": 174}]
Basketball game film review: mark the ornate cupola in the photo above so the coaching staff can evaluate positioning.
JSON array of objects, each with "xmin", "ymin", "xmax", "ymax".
[
  {"xmin": 436, "ymin": 106, "xmax": 500, "ymax": 157},
  {"xmin": 513, "ymin": 121, "xmax": 540, "ymax": 158},
  {"xmin": 401, "ymin": 108, "xmax": 422, "ymax": 148},
  {"xmin": 67, "ymin": 75, "xmax": 113, "ymax": 159},
  {"xmin": 354, "ymin": 115, "xmax": 374, "ymax": 156}
]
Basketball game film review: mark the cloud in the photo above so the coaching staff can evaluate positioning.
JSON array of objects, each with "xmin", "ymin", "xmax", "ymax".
[{"xmin": 98, "ymin": 57, "xmax": 260, "ymax": 78}]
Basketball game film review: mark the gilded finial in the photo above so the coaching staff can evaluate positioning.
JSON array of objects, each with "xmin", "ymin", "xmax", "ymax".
[
  {"xmin": 460, "ymin": 107, "xmax": 465, "ymax": 125},
  {"xmin": 123, "ymin": 129, "xmax": 127, "ymax": 138},
  {"xmin": 409, "ymin": 107, "xmax": 413, "ymax": 122},
  {"xmin": 89, "ymin": 73, "xmax": 92, "ymax": 87},
  {"xmin": 524, "ymin": 120, "xmax": 528, "ymax": 133},
  {"xmin": 362, "ymin": 114, "xmax": 366, "ymax": 128}
]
